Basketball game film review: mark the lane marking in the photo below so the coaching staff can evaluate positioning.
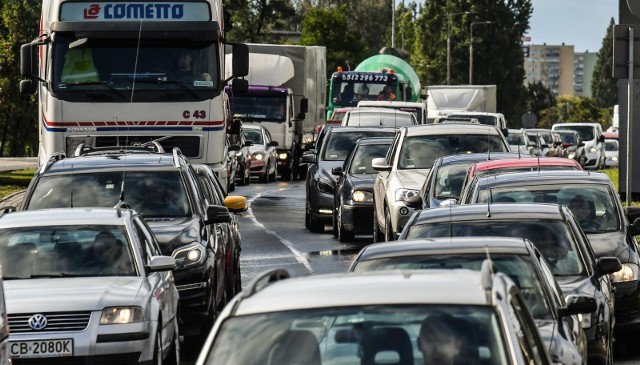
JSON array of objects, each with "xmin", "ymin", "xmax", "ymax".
[{"xmin": 246, "ymin": 188, "xmax": 314, "ymax": 274}]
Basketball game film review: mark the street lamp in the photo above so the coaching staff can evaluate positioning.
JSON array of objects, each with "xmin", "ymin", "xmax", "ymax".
[
  {"xmin": 447, "ymin": 11, "xmax": 472, "ymax": 85},
  {"xmin": 469, "ymin": 20, "xmax": 493, "ymax": 85}
]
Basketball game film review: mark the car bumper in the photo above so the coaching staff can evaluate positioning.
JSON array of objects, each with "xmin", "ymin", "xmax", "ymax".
[
  {"xmin": 583, "ymin": 322, "xmax": 610, "ymax": 365},
  {"xmin": 341, "ymin": 202, "xmax": 374, "ymax": 234},
  {"xmin": 9, "ymin": 319, "xmax": 155, "ymax": 364},
  {"xmin": 172, "ymin": 262, "xmax": 214, "ymax": 333},
  {"xmin": 308, "ymin": 189, "xmax": 334, "ymax": 223},
  {"xmin": 389, "ymin": 200, "xmax": 415, "ymax": 236},
  {"xmin": 605, "ymin": 156, "xmax": 618, "ymax": 167},
  {"xmin": 612, "ymin": 279, "xmax": 640, "ymax": 333},
  {"xmin": 584, "ymin": 151, "xmax": 601, "ymax": 169},
  {"xmin": 249, "ymin": 160, "xmax": 267, "ymax": 176}
]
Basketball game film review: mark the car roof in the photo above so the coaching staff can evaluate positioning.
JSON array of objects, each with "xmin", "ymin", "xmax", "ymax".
[
  {"xmin": 355, "ymin": 237, "xmax": 531, "ymax": 262},
  {"xmin": 438, "ymin": 152, "xmax": 520, "ymax": 166},
  {"xmin": 43, "ymin": 154, "xmax": 179, "ymax": 174},
  {"xmin": 404, "ymin": 123, "xmax": 502, "ymax": 137},
  {"xmin": 327, "ymin": 126, "xmax": 397, "ymax": 134},
  {"xmin": 0, "ymin": 208, "xmax": 129, "ymax": 228},
  {"xmin": 411, "ymin": 203, "xmax": 564, "ymax": 225},
  {"xmin": 473, "ymin": 157, "xmax": 581, "ymax": 171},
  {"xmin": 354, "ymin": 137, "xmax": 394, "ymax": 146},
  {"xmin": 473, "ymin": 170, "xmax": 611, "ymax": 188},
  {"xmin": 348, "ymin": 108, "xmax": 414, "ymax": 115},
  {"xmin": 552, "ymin": 122, "xmax": 600, "ymax": 128},
  {"xmin": 357, "ymin": 101, "xmax": 425, "ymax": 108},
  {"xmin": 242, "ymin": 124, "xmax": 264, "ymax": 131},
  {"xmin": 447, "ymin": 111, "xmax": 504, "ymax": 117},
  {"xmin": 233, "ymin": 270, "xmax": 493, "ymax": 315}
]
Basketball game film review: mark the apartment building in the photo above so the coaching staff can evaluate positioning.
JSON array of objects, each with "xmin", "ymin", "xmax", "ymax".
[
  {"xmin": 523, "ymin": 44, "xmax": 575, "ymax": 96},
  {"xmin": 574, "ymin": 52, "xmax": 597, "ymax": 97}
]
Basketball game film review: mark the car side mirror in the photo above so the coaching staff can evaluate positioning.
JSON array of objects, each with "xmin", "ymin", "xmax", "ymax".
[
  {"xmin": 331, "ymin": 167, "xmax": 343, "ymax": 176},
  {"xmin": 205, "ymin": 204, "xmax": 231, "ymax": 224},
  {"xmin": 631, "ymin": 217, "xmax": 640, "ymax": 236},
  {"xmin": 301, "ymin": 153, "xmax": 316, "ymax": 164},
  {"xmin": 304, "ymin": 142, "xmax": 315, "ymax": 150},
  {"xmin": 439, "ymin": 198, "xmax": 458, "ymax": 207},
  {"xmin": 404, "ymin": 195, "xmax": 422, "ymax": 209},
  {"xmin": 598, "ymin": 135, "xmax": 605, "ymax": 143},
  {"xmin": 371, "ymin": 157, "xmax": 391, "ymax": 172},
  {"xmin": 244, "ymin": 141, "xmax": 254, "ymax": 147},
  {"xmin": 147, "ymin": 256, "xmax": 177, "ymax": 272},
  {"xmin": 578, "ymin": 142, "xmax": 585, "ymax": 147},
  {"xmin": 228, "ymin": 118, "xmax": 242, "ymax": 135},
  {"xmin": 594, "ymin": 257, "xmax": 622, "ymax": 278},
  {"xmin": 267, "ymin": 141, "xmax": 279, "ymax": 147},
  {"xmin": 558, "ymin": 295, "xmax": 597, "ymax": 317},
  {"xmin": 224, "ymin": 195, "xmax": 248, "ymax": 213},
  {"xmin": 501, "ymin": 128, "xmax": 509, "ymax": 137}
]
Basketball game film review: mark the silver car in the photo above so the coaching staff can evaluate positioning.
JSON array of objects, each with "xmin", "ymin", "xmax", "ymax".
[
  {"xmin": 372, "ymin": 123, "xmax": 510, "ymax": 241},
  {"xmin": 1, "ymin": 208, "xmax": 180, "ymax": 364}
]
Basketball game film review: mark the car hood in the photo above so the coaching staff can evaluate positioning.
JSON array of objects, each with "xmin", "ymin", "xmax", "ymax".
[
  {"xmin": 348, "ymin": 175, "xmax": 377, "ymax": 192},
  {"xmin": 146, "ymin": 216, "xmax": 202, "ymax": 255},
  {"xmin": 5, "ymin": 277, "xmax": 144, "ymax": 313},
  {"xmin": 586, "ymin": 231, "xmax": 633, "ymax": 263},
  {"xmin": 318, "ymin": 160, "xmax": 344, "ymax": 185},
  {"xmin": 248, "ymin": 145, "xmax": 267, "ymax": 154},
  {"xmin": 394, "ymin": 169, "xmax": 430, "ymax": 190}
]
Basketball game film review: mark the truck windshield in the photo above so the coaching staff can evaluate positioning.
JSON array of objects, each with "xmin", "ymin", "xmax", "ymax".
[
  {"xmin": 331, "ymin": 75, "xmax": 398, "ymax": 108},
  {"xmin": 230, "ymin": 95, "xmax": 287, "ymax": 122},
  {"xmin": 52, "ymin": 35, "xmax": 218, "ymax": 92}
]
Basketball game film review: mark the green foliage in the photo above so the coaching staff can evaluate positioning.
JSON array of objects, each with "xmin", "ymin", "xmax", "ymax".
[
  {"xmin": 523, "ymin": 81, "xmax": 555, "ymax": 126},
  {"xmin": 0, "ymin": 168, "xmax": 35, "ymax": 199},
  {"xmin": 538, "ymin": 95, "xmax": 609, "ymax": 128},
  {"xmin": 225, "ymin": 0, "xmax": 297, "ymax": 42},
  {"xmin": 592, "ymin": 18, "xmax": 617, "ymax": 108}
]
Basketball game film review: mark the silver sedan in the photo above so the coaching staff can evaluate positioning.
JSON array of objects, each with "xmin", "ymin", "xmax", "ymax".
[{"xmin": 0, "ymin": 208, "xmax": 179, "ymax": 364}]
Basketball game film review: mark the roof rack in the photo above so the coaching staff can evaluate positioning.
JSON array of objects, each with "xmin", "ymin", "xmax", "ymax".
[
  {"xmin": 171, "ymin": 147, "xmax": 184, "ymax": 168},
  {"xmin": 480, "ymin": 259, "xmax": 495, "ymax": 305},
  {"xmin": 229, "ymin": 269, "xmax": 290, "ymax": 315},
  {"xmin": 74, "ymin": 143, "xmax": 165, "ymax": 157},
  {"xmin": 40, "ymin": 152, "xmax": 66, "ymax": 174}
]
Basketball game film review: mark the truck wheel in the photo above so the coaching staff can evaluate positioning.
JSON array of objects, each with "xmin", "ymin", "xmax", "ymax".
[{"xmin": 281, "ymin": 168, "xmax": 292, "ymax": 181}]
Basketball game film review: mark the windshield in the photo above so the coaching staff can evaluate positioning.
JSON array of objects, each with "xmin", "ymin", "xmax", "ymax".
[
  {"xmin": 474, "ymin": 164, "xmax": 581, "ymax": 178},
  {"xmin": 353, "ymin": 254, "xmax": 553, "ymax": 320},
  {"xmin": 53, "ymin": 35, "xmax": 218, "ymax": 93},
  {"xmin": 27, "ymin": 171, "xmax": 191, "ymax": 218},
  {"xmin": 349, "ymin": 144, "xmax": 391, "ymax": 174},
  {"xmin": 331, "ymin": 74, "xmax": 398, "ymax": 107},
  {"xmin": 0, "ymin": 225, "xmax": 136, "ymax": 278},
  {"xmin": 474, "ymin": 184, "xmax": 620, "ymax": 234},
  {"xmin": 398, "ymin": 135, "xmax": 507, "ymax": 170},
  {"xmin": 243, "ymin": 129, "xmax": 264, "ymax": 145},
  {"xmin": 345, "ymin": 112, "xmax": 414, "ymax": 127},
  {"xmin": 433, "ymin": 163, "xmax": 473, "ymax": 200},
  {"xmin": 448, "ymin": 115, "xmax": 497, "ymax": 126},
  {"xmin": 604, "ymin": 140, "xmax": 618, "ymax": 151},
  {"xmin": 557, "ymin": 132, "xmax": 577, "ymax": 145},
  {"xmin": 557, "ymin": 126, "xmax": 594, "ymax": 141},
  {"xmin": 204, "ymin": 305, "xmax": 508, "ymax": 365},
  {"xmin": 323, "ymin": 131, "xmax": 395, "ymax": 161},
  {"xmin": 507, "ymin": 133, "xmax": 524, "ymax": 145},
  {"xmin": 230, "ymin": 95, "xmax": 287, "ymax": 122},
  {"xmin": 406, "ymin": 220, "xmax": 585, "ymax": 276}
]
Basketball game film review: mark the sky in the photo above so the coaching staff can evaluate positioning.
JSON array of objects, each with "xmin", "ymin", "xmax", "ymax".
[{"xmin": 525, "ymin": 0, "xmax": 616, "ymax": 52}]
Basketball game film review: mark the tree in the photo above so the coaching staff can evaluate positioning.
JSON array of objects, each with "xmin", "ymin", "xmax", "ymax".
[
  {"xmin": 592, "ymin": 18, "xmax": 617, "ymax": 108},
  {"xmin": 225, "ymin": 0, "xmax": 297, "ymax": 42},
  {"xmin": 526, "ymin": 81, "xmax": 555, "ymax": 117},
  {"xmin": 0, "ymin": 0, "xmax": 39, "ymax": 156},
  {"xmin": 539, "ymin": 96, "xmax": 608, "ymax": 129}
]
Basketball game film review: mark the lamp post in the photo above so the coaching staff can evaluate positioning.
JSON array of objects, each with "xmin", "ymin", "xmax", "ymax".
[
  {"xmin": 447, "ymin": 11, "xmax": 471, "ymax": 85},
  {"xmin": 469, "ymin": 20, "xmax": 493, "ymax": 85},
  {"xmin": 391, "ymin": 0, "xmax": 396, "ymax": 48}
]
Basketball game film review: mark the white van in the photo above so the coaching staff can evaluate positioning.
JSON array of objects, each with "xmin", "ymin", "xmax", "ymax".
[
  {"xmin": 434, "ymin": 111, "xmax": 508, "ymax": 136},
  {"xmin": 341, "ymin": 108, "xmax": 417, "ymax": 128},
  {"xmin": 357, "ymin": 100, "xmax": 427, "ymax": 124},
  {"xmin": 552, "ymin": 122, "xmax": 605, "ymax": 169}
]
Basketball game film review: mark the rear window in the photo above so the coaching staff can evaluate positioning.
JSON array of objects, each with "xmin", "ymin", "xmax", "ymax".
[
  {"xmin": 345, "ymin": 112, "xmax": 414, "ymax": 127},
  {"xmin": 322, "ymin": 131, "xmax": 395, "ymax": 161},
  {"xmin": 27, "ymin": 171, "xmax": 191, "ymax": 218}
]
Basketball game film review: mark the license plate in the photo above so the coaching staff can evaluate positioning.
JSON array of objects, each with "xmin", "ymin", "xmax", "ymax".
[{"xmin": 10, "ymin": 339, "xmax": 73, "ymax": 358}]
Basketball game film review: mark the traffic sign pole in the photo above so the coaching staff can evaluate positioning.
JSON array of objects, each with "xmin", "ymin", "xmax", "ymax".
[{"xmin": 627, "ymin": 27, "xmax": 634, "ymax": 207}]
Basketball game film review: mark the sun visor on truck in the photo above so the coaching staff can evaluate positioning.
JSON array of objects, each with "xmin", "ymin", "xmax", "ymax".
[{"xmin": 50, "ymin": 21, "xmax": 219, "ymax": 41}]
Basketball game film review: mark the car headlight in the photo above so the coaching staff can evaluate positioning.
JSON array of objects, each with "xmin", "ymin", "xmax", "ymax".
[
  {"xmin": 278, "ymin": 153, "xmax": 288, "ymax": 160},
  {"xmin": 352, "ymin": 190, "xmax": 373, "ymax": 202},
  {"xmin": 577, "ymin": 313, "xmax": 592, "ymax": 329},
  {"xmin": 100, "ymin": 307, "xmax": 145, "ymax": 325},
  {"xmin": 589, "ymin": 147, "xmax": 597, "ymax": 153},
  {"xmin": 235, "ymin": 151, "xmax": 243, "ymax": 157},
  {"xmin": 395, "ymin": 188, "xmax": 420, "ymax": 201},
  {"xmin": 612, "ymin": 156, "xmax": 618, "ymax": 161},
  {"xmin": 568, "ymin": 152, "xmax": 576, "ymax": 159},
  {"xmin": 253, "ymin": 152, "xmax": 264, "ymax": 161},
  {"xmin": 315, "ymin": 178, "xmax": 334, "ymax": 194},
  {"xmin": 172, "ymin": 242, "xmax": 206, "ymax": 270},
  {"xmin": 610, "ymin": 263, "xmax": 638, "ymax": 282}
]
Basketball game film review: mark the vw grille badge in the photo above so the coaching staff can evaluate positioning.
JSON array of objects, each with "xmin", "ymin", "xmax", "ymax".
[{"xmin": 28, "ymin": 314, "xmax": 48, "ymax": 331}]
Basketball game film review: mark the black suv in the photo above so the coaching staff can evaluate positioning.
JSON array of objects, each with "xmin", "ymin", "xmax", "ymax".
[{"xmin": 21, "ymin": 146, "xmax": 235, "ymax": 339}]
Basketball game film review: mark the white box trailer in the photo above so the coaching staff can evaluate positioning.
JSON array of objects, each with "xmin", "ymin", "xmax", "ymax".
[{"xmin": 426, "ymin": 85, "xmax": 497, "ymax": 123}]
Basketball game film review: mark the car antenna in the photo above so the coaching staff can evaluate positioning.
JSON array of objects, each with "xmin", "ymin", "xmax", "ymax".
[
  {"xmin": 449, "ymin": 202, "xmax": 453, "ymax": 244},
  {"xmin": 69, "ymin": 163, "xmax": 74, "ymax": 208},
  {"xmin": 487, "ymin": 128, "xmax": 491, "ymax": 160},
  {"xmin": 487, "ymin": 186, "xmax": 492, "ymax": 218}
]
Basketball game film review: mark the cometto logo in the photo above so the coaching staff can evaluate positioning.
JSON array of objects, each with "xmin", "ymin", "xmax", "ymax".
[{"xmin": 83, "ymin": 4, "xmax": 100, "ymax": 19}]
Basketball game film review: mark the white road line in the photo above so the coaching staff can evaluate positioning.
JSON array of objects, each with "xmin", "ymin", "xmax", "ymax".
[{"xmin": 246, "ymin": 189, "xmax": 314, "ymax": 274}]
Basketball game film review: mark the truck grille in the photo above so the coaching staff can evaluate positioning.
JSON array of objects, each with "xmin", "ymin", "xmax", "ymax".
[
  {"xmin": 13, "ymin": 352, "xmax": 141, "ymax": 365},
  {"xmin": 9, "ymin": 312, "xmax": 92, "ymax": 333}
]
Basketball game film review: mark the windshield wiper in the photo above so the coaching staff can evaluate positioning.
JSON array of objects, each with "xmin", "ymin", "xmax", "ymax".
[
  {"xmin": 134, "ymin": 79, "xmax": 199, "ymax": 99},
  {"xmin": 61, "ymin": 81, "xmax": 126, "ymax": 98}
]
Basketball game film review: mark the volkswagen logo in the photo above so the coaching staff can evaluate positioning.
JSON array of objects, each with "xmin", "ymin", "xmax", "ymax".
[{"xmin": 28, "ymin": 314, "xmax": 48, "ymax": 331}]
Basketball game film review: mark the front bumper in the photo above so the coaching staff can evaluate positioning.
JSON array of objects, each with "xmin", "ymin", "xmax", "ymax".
[
  {"xmin": 612, "ymin": 279, "xmax": 640, "ymax": 333},
  {"xmin": 341, "ymin": 202, "xmax": 374, "ymax": 235},
  {"xmin": 605, "ymin": 156, "xmax": 618, "ymax": 168},
  {"xmin": 9, "ymin": 317, "xmax": 155, "ymax": 364},
  {"xmin": 308, "ymin": 186, "xmax": 334, "ymax": 224},
  {"xmin": 249, "ymin": 160, "xmax": 267, "ymax": 176},
  {"xmin": 389, "ymin": 200, "xmax": 416, "ymax": 236}
]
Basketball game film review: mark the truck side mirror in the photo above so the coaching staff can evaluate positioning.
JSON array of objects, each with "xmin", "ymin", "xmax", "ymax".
[
  {"xmin": 227, "ymin": 42, "xmax": 248, "ymax": 78},
  {"xmin": 231, "ymin": 78, "xmax": 248, "ymax": 93},
  {"xmin": 228, "ymin": 118, "xmax": 242, "ymax": 135},
  {"xmin": 20, "ymin": 43, "xmax": 37, "ymax": 79},
  {"xmin": 299, "ymin": 98, "xmax": 309, "ymax": 114},
  {"xmin": 20, "ymin": 79, "xmax": 36, "ymax": 94}
]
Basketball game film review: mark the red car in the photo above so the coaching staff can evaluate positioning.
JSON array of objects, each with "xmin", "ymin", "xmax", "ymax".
[{"xmin": 461, "ymin": 157, "xmax": 583, "ymax": 197}]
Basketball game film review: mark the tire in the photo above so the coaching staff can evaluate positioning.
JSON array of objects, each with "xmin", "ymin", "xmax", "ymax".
[
  {"xmin": 337, "ymin": 207, "xmax": 353, "ymax": 243},
  {"xmin": 332, "ymin": 207, "xmax": 338, "ymax": 237},
  {"xmin": 153, "ymin": 329, "xmax": 164, "ymax": 365},
  {"xmin": 372, "ymin": 204, "xmax": 383, "ymax": 243},
  {"xmin": 234, "ymin": 257, "xmax": 242, "ymax": 295},
  {"xmin": 164, "ymin": 319, "xmax": 181, "ymax": 365},
  {"xmin": 269, "ymin": 165, "xmax": 277, "ymax": 182},
  {"xmin": 259, "ymin": 166, "xmax": 269, "ymax": 183},
  {"xmin": 307, "ymin": 201, "xmax": 325, "ymax": 233},
  {"xmin": 384, "ymin": 206, "xmax": 395, "ymax": 241},
  {"xmin": 281, "ymin": 168, "xmax": 292, "ymax": 181}
]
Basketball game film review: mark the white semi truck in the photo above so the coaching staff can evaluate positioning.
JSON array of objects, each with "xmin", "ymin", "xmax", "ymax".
[
  {"xmin": 225, "ymin": 44, "xmax": 326, "ymax": 180},
  {"xmin": 426, "ymin": 85, "xmax": 497, "ymax": 123},
  {"xmin": 19, "ymin": 0, "xmax": 249, "ymax": 192}
]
